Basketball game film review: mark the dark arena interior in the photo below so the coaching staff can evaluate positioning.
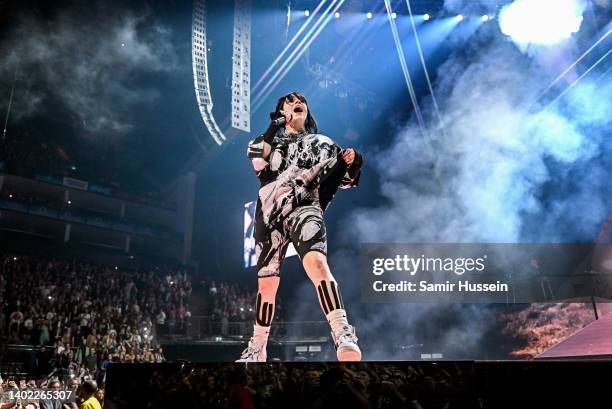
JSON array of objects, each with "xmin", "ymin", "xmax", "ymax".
[{"xmin": 1, "ymin": 0, "xmax": 612, "ymax": 408}]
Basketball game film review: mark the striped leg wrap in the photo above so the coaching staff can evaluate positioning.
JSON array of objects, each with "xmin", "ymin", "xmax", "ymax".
[
  {"xmin": 255, "ymin": 293, "xmax": 274, "ymax": 327},
  {"xmin": 317, "ymin": 280, "xmax": 344, "ymax": 315}
]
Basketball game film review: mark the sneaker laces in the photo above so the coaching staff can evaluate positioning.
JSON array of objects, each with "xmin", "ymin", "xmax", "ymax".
[
  {"xmin": 332, "ymin": 325, "xmax": 358, "ymax": 345},
  {"xmin": 240, "ymin": 337, "xmax": 265, "ymax": 358}
]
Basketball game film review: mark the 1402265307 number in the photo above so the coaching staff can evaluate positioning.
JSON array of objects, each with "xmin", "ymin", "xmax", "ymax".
[{"xmin": 6, "ymin": 389, "xmax": 74, "ymax": 401}]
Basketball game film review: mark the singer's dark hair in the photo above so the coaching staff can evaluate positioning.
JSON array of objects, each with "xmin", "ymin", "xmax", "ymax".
[{"xmin": 272, "ymin": 91, "xmax": 318, "ymax": 134}]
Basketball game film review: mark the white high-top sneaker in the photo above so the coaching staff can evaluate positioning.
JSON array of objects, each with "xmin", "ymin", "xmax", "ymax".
[
  {"xmin": 236, "ymin": 338, "xmax": 267, "ymax": 362},
  {"xmin": 236, "ymin": 325, "xmax": 269, "ymax": 362},
  {"xmin": 327, "ymin": 309, "xmax": 362, "ymax": 361},
  {"xmin": 331, "ymin": 324, "xmax": 361, "ymax": 361}
]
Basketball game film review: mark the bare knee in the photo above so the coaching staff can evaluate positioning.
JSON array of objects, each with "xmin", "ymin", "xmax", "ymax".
[
  {"xmin": 303, "ymin": 251, "xmax": 333, "ymax": 282},
  {"xmin": 258, "ymin": 275, "xmax": 280, "ymax": 296}
]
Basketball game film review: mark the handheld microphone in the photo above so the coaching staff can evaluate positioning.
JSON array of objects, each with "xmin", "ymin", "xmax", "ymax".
[
  {"xmin": 272, "ymin": 116, "xmax": 286, "ymax": 126},
  {"xmin": 270, "ymin": 112, "xmax": 292, "ymax": 127}
]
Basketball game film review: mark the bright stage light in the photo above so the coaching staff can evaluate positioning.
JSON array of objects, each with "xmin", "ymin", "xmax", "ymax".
[
  {"xmin": 366, "ymin": 12, "xmax": 373, "ymax": 19},
  {"xmin": 423, "ymin": 13, "xmax": 430, "ymax": 21},
  {"xmin": 456, "ymin": 14, "xmax": 464, "ymax": 21},
  {"xmin": 482, "ymin": 15, "xmax": 489, "ymax": 22},
  {"xmin": 391, "ymin": 12, "xmax": 397, "ymax": 19},
  {"xmin": 305, "ymin": 10, "xmax": 310, "ymax": 17},
  {"xmin": 334, "ymin": 11, "xmax": 340, "ymax": 19},
  {"xmin": 499, "ymin": 0, "xmax": 585, "ymax": 47}
]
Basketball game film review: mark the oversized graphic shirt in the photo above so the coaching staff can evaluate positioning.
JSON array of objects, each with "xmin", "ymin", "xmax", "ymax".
[{"xmin": 247, "ymin": 131, "xmax": 363, "ymax": 230}]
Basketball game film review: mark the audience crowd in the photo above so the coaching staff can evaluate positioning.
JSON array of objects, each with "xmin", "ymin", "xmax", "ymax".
[
  {"xmin": 106, "ymin": 361, "xmax": 474, "ymax": 409},
  {"xmin": 0, "ymin": 250, "xmax": 470, "ymax": 409},
  {"xmin": 202, "ymin": 281, "xmax": 283, "ymax": 338},
  {"xmin": 0, "ymin": 377, "xmax": 111, "ymax": 409},
  {"xmin": 206, "ymin": 281, "xmax": 257, "ymax": 323},
  {"xmin": 0, "ymin": 253, "xmax": 193, "ymax": 383}
]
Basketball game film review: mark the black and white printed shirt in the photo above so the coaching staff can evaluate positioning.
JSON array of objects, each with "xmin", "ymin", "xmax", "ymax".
[{"xmin": 247, "ymin": 131, "xmax": 363, "ymax": 229}]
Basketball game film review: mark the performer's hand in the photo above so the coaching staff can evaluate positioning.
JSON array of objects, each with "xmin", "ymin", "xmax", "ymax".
[
  {"xmin": 342, "ymin": 148, "xmax": 356, "ymax": 165},
  {"xmin": 279, "ymin": 110, "xmax": 293, "ymax": 127}
]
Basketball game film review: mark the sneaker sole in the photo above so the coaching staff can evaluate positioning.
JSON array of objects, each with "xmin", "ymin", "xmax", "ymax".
[
  {"xmin": 337, "ymin": 347, "xmax": 362, "ymax": 362},
  {"xmin": 235, "ymin": 355, "xmax": 267, "ymax": 363}
]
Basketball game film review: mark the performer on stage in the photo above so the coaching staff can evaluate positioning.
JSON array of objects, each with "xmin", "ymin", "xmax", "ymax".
[{"xmin": 238, "ymin": 92, "xmax": 364, "ymax": 362}]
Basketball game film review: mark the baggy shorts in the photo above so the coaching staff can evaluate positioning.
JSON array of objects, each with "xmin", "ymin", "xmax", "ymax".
[{"xmin": 255, "ymin": 204, "xmax": 327, "ymax": 278}]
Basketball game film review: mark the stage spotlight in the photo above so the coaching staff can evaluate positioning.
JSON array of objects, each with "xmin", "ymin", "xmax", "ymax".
[
  {"xmin": 482, "ymin": 14, "xmax": 489, "ymax": 22},
  {"xmin": 391, "ymin": 12, "xmax": 397, "ymax": 19},
  {"xmin": 366, "ymin": 12, "xmax": 372, "ymax": 19},
  {"xmin": 423, "ymin": 13, "xmax": 430, "ymax": 21},
  {"xmin": 334, "ymin": 11, "xmax": 340, "ymax": 19},
  {"xmin": 456, "ymin": 14, "xmax": 464, "ymax": 21},
  {"xmin": 305, "ymin": 10, "xmax": 310, "ymax": 17},
  {"xmin": 499, "ymin": 0, "xmax": 585, "ymax": 46}
]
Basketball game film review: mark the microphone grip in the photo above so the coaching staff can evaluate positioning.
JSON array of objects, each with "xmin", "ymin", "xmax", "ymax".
[
  {"xmin": 264, "ymin": 112, "xmax": 290, "ymax": 144},
  {"xmin": 263, "ymin": 117, "xmax": 282, "ymax": 144},
  {"xmin": 271, "ymin": 116, "xmax": 286, "ymax": 126}
]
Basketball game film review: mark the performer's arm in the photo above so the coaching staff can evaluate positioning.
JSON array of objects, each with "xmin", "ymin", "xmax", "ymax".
[
  {"xmin": 339, "ymin": 148, "xmax": 364, "ymax": 189},
  {"xmin": 247, "ymin": 134, "xmax": 271, "ymax": 177},
  {"xmin": 246, "ymin": 121, "xmax": 279, "ymax": 178}
]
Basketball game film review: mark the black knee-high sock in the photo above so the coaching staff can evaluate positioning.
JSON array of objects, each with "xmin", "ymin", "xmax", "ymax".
[
  {"xmin": 255, "ymin": 292, "xmax": 274, "ymax": 327},
  {"xmin": 317, "ymin": 280, "xmax": 344, "ymax": 315}
]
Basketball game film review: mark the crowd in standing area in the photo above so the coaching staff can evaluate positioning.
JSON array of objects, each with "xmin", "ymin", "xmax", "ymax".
[{"xmin": 0, "ymin": 253, "xmax": 193, "ymax": 383}]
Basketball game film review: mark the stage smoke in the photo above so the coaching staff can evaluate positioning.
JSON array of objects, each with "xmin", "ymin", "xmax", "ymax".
[
  {"xmin": 331, "ymin": 20, "xmax": 611, "ymax": 359},
  {"xmin": 0, "ymin": 2, "xmax": 177, "ymax": 135}
]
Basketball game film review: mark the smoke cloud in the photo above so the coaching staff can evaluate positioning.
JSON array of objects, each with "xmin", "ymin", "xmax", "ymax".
[
  {"xmin": 332, "ymin": 18, "xmax": 612, "ymax": 359},
  {"xmin": 0, "ymin": 2, "xmax": 178, "ymax": 135},
  {"xmin": 351, "ymin": 40, "xmax": 610, "ymax": 245}
]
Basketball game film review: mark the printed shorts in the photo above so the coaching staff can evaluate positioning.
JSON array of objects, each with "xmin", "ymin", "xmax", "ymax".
[{"xmin": 255, "ymin": 204, "xmax": 327, "ymax": 278}]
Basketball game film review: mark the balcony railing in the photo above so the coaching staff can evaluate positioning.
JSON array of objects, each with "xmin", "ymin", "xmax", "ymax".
[{"xmin": 157, "ymin": 316, "xmax": 330, "ymax": 342}]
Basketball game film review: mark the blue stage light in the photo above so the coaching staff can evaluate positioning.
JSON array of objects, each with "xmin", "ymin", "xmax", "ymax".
[
  {"xmin": 305, "ymin": 10, "xmax": 310, "ymax": 17},
  {"xmin": 391, "ymin": 12, "xmax": 397, "ymax": 19},
  {"xmin": 366, "ymin": 12, "xmax": 373, "ymax": 19},
  {"xmin": 334, "ymin": 11, "xmax": 340, "ymax": 19},
  {"xmin": 423, "ymin": 13, "xmax": 430, "ymax": 21},
  {"xmin": 456, "ymin": 14, "xmax": 464, "ymax": 21},
  {"xmin": 482, "ymin": 15, "xmax": 489, "ymax": 22}
]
